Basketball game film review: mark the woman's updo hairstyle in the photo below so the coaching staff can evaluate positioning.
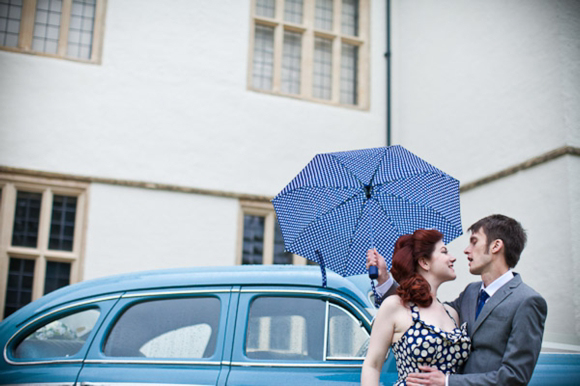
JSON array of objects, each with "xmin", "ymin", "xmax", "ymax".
[{"xmin": 390, "ymin": 229, "xmax": 443, "ymax": 307}]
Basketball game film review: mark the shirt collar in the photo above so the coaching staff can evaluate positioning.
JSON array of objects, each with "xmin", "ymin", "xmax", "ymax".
[{"xmin": 480, "ymin": 270, "xmax": 514, "ymax": 298}]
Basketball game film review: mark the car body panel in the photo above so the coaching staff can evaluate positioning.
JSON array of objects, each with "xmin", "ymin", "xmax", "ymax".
[{"xmin": 0, "ymin": 266, "xmax": 578, "ymax": 385}]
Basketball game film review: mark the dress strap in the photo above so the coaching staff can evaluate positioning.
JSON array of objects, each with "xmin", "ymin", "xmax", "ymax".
[{"xmin": 409, "ymin": 303, "xmax": 420, "ymax": 321}]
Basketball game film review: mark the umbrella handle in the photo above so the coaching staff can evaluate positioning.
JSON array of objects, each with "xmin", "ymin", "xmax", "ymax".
[{"xmin": 369, "ymin": 265, "xmax": 378, "ymax": 279}]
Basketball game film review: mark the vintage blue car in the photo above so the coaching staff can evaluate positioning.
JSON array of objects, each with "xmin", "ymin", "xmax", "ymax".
[{"xmin": 0, "ymin": 265, "xmax": 578, "ymax": 385}]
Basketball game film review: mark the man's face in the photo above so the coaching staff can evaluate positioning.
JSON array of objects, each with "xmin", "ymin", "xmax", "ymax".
[{"xmin": 464, "ymin": 229, "xmax": 492, "ymax": 275}]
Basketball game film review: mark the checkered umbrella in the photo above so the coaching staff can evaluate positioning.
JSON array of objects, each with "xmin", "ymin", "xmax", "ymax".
[{"xmin": 271, "ymin": 145, "xmax": 462, "ymax": 281}]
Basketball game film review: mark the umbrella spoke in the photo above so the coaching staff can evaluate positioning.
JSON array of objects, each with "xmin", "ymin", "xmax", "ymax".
[
  {"xmin": 286, "ymin": 194, "xmax": 366, "ymax": 274},
  {"xmin": 273, "ymin": 186, "xmax": 361, "ymax": 247}
]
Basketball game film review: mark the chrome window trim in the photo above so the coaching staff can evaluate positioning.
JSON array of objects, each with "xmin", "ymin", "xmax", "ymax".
[
  {"xmin": 239, "ymin": 288, "xmax": 372, "ymax": 325},
  {"xmin": 4, "ymin": 295, "xmax": 121, "ymax": 366},
  {"xmin": 121, "ymin": 288, "xmax": 231, "ymax": 298},
  {"xmin": 83, "ymin": 359, "xmax": 222, "ymax": 366},
  {"xmin": 323, "ymin": 300, "xmax": 330, "ymax": 360},
  {"xmin": 2, "ymin": 383, "xmax": 76, "ymax": 386},
  {"xmin": 229, "ymin": 361, "xmax": 363, "ymax": 368},
  {"xmin": 78, "ymin": 383, "xmax": 213, "ymax": 386}
]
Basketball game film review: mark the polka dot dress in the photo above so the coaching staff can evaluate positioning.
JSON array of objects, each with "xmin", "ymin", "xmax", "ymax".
[{"xmin": 392, "ymin": 304, "xmax": 471, "ymax": 385}]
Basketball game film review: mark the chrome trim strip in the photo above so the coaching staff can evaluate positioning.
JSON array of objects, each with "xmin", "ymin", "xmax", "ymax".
[
  {"xmin": 83, "ymin": 359, "xmax": 222, "ymax": 366},
  {"xmin": 4, "ymin": 358, "xmax": 83, "ymax": 366},
  {"xmin": 229, "ymin": 361, "xmax": 363, "ymax": 368},
  {"xmin": 4, "ymin": 295, "xmax": 122, "ymax": 366},
  {"xmin": 3, "ymin": 383, "xmax": 74, "ymax": 386},
  {"xmin": 79, "ymin": 383, "xmax": 213, "ymax": 386},
  {"xmin": 121, "ymin": 289, "xmax": 231, "ymax": 298},
  {"xmin": 323, "ymin": 301, "xmax": 329, "ymax": 361},
  {"xmin": 238, "ymin": 289, "xmax": 372, "ymax": 325}
]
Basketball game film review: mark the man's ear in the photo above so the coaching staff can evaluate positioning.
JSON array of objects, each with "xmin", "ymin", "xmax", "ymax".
[{"xmin": 491, "ymin": 239, "xmax": 503, "ymax": 254}]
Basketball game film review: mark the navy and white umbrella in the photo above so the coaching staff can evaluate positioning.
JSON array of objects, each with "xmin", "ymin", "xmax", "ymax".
[{"xmin": 272, "ymin": 145, "xmax": 462, "ymax": 283}]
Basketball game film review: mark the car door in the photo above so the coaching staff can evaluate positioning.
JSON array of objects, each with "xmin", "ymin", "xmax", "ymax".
[
  {"xmin": 0, "ymin": 296, "xmax": 119, "ymax": 385},
  {"xmin": 225, "ymin": 287, "xmax": 397, "ymax": 385},
  {"xmin": 76, "ymin": 287, "xmax": 235, "ymax": 386}
]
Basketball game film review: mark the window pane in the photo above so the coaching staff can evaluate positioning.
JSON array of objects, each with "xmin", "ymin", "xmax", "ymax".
[
  {"xmin": 340, "ymin": 43, "xmax": 358, "ymax": 105},
  {"xmin": 12, "ymin": 191, "xmax": 41, "ymax": 248},
  {"xmin": 242, "ymin": 215, "xmax": 265, "ymax": 264},
  {"xmin": 284, "ymin": 0, "xmax": 303, "ymax": 24},
  {"xmin": 341, "ymin": 0, "xmax": 359, "ymax": 36},
  {"xmin": 32, "ymin": 0, "xmax": 62, "ymax": 54},
  {"xmin": 281, "ymin": 30, "xmax": 302, "ymax": 95},
  {"xmin": 255, "ymin": 0, "xmax": 275, "ymax": 18},
  {"xmin": 67, "ymin": 0, "xmax": 95, "ymax": 59},
  {"xmin": 49, "ymin": 195, "xmax": 77, "ymax": 251},
  {"xmin": 14, "ymin": 308, "xmax": 100, "ymax": 359},
  {"xmin": 44, "ymin": 261, "xmax": 71, "ymax": 295},
  {"xmin": 246, "ymin": 297, "xmax": 325, "ymax": 361},
  {"xmin": 273, "ymin": 217, "xmax": 292, "ymax": 264},
  {"xmin": 327, "ymin": 303, "xmax": 369, "ymax": 358},
  {"xmin": 0, "ymin": 0, "xmax": 22, "ymax": 47},
  {"xmin": 315, "ymin": 0, "xmax": 333, "ymax": 31},
  {"xmin": 104, "ymin": 297, "xmax": 220, "ymax": 359},
  {"xmin": 252, "ymin": 24, "xmax": 274, "ymax": 91},
  {"xmin": 3, "ymin": 258, "xmax": 35, "ymax": 318},
  {"xmin": 313, "ymin": 37, "xmax": 333, "ymax": 100}
]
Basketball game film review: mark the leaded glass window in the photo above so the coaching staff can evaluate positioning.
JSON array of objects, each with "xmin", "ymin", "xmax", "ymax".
[
  {"xmin": 273, "ymin": 218, "xmax": 292, "ymax": 264},
  {"xmin": 315, "ymin": 0, "xmax": 333, "ymax": 31},
  {"xmin": 341, "ymin": 0, "xmax": 359, "ymax": 36},
  {"xmin": 67, "ymin": 0, "xmax": 96, "ymax": 59},
  {"xmin": 256, "ymin": 0, "xmax": 275, "ymax": 18},
  {"xmin": 49, "ymin": 195, "xmax": 77, "ymax": 251},
  {"xmin": 281, "ymin": 30, "xmax": 302, "ymax": 95},
  {"xmin": 253, "ymin": 24, "xmax": 275, "ymax": 90},
  {"xmin": 313, "ymin": 36, "xmax": 332, "ymax": 100},
  {"xmin": 32, "ymin": 0, "xmax": 62, "ymax": 54},
  {"xmin": 0, "ymin": 0, "xmax": 22, "ymax": 47},
  {"xmin": 44, "ymin": 261, "xmax": 71, "ymax": 294},
  {"xmin": 12, "ymin": 191, "xmax": 42, "ymax": 248},
  {"xmin": 284, "ymin": 0, "xmax": 303, "ymax": 24},
  {"xmin": 4, "ymin": 258, "xmax": 35, "ymax": 318},
  {"xmin": 242, "ymin": 215, "xmax": 265, "ymax": 264},
  {"xmin": 340, "ymin": 43, "xmax": 358, "ymax": 105}
]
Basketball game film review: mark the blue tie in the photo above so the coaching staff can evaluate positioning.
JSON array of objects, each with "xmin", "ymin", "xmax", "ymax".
[{"xmin": 475, "ymin": 289, "xmax": 490, "ymax": 319}]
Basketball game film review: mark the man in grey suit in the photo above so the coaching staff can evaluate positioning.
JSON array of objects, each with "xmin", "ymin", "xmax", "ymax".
[{"xmin": 368, "ymin": 214, "xmax": 547, "ymax": 385}]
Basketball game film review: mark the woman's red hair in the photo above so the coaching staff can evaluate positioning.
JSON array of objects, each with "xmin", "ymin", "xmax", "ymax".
[{"xmin": 390, "ymin": 229, "xmax": 443, "ymax": 307}]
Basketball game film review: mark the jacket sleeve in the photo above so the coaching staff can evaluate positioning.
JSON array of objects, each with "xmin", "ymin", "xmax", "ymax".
[{"xmin": 448, "ymin": 294, "xmax": 548, "ymax": 386}]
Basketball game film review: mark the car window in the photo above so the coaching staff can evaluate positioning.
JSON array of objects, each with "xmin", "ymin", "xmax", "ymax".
[
  {"xmin": 246, "ymin": 297, "xmax": 325, "ymax": 361},
  {"xmin": 245, "ymin": 296, "xmax": 369, "ymax": 362},
  {"xmin": 327, "ymin": 303, "xmax": 369, "ymax": 359},
  {"xmin": 104, "ymin": 297, "xmax": 220, "ymax": 359},
  {"xmin": 14, "ymin": 308, "xmax": 100, "ymax": 359}
]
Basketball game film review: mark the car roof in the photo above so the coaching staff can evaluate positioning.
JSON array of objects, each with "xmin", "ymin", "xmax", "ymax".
[{"xmin": 3, "ymin": 265, "xmax": 375, "ymax": 324}]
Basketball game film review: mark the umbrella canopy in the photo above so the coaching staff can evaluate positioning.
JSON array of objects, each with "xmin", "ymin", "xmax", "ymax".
[{"xmin": 271, "ymin": 145, "xmax": 462, "ymax": 277}]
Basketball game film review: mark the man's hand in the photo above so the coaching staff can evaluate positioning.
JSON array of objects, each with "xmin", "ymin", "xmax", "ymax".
[
  {"xmin": 366, "ymin": 249, "xmax": 390, "ymax": 285},
  {"xmin": 406, "ymin": 366, "xmax": 446, "ymax": 386}
]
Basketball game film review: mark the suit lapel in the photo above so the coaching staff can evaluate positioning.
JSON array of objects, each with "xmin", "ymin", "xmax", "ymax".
[{"xmin": 472, "ymin": 274, "xmax": 522, "ymax": 334}]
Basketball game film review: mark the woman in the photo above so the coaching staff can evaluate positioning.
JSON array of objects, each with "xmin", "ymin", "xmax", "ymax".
[{"xmin": 361, "ymin": 229, "xmax": 470, "ymax": 386}]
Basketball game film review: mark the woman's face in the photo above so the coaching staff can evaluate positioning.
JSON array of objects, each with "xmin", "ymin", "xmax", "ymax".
[{"xmin": 429, "ymin": 239, "xmax": 457, "ymax": 282}]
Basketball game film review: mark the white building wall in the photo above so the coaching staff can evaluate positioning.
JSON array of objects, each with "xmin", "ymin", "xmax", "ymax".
[
  {"xmin": 388, "ymin": 0, "xmax": 580, "ymax": 349},
  {"xmin": 0, "ymin": 0, "xmax": 388, "ymax": 198},
  {"xmin": 84, "ymin": 183, "xmax": 239, "ymax": 280}
]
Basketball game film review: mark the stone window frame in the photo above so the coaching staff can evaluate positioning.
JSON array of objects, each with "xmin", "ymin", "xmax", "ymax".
[
  {"xmin": 0, "ymin": 0, "xmax": 107, "ymax": 64},
  {"xmin": 0, "ymin": 172, "xmax": 89, "ymax": 319},
  {"xmin": 247, "ymin": 0, "xmax": 370, "ymax": 110}
]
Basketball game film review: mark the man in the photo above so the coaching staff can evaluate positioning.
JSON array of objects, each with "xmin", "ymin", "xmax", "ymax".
[{"xmin": 368, "ymin": 214, "xmax": 547, "ymax": 385}]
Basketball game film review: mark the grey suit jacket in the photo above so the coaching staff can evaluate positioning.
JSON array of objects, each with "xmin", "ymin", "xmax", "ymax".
[{"xmin": 447, "ymin": 273, "xmax": 547, "ymax": 386}]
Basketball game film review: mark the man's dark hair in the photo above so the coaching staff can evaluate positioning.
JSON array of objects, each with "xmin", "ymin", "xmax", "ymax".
[{"xmin": 468, "ymin": 214, "xmax": 527, "ymax": 268}]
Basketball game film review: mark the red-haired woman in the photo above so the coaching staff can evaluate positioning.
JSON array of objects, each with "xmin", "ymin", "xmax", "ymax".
[{"xmin": 361, "ymin": 229, "xmax": 471, "ymax": 386}]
